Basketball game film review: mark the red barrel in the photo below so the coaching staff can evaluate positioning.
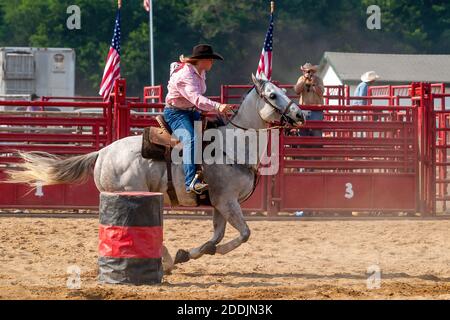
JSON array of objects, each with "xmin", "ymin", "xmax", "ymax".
[{"xmin": 98, "ymin": 192, "xmax": 163, "ymax": 285}]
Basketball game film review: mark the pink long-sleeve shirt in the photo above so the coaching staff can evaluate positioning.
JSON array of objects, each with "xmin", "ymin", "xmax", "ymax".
[{"xmin": 165, "ymin": 63, "xmax": 220, "ymax": 112}]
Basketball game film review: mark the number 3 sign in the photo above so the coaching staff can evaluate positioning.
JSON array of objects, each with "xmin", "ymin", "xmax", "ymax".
[{"xmin": 345, "ymin": 183, "xmax": 354, "ymax": 199}]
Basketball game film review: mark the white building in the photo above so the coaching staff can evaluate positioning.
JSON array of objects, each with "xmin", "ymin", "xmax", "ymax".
[{"xmin": 318, "ymin": 52, "xmax": 450, "ymax": 107}]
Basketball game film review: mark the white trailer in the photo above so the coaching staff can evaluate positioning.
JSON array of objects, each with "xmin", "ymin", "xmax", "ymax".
[{"xmin": 0, "ymin": 47, "xmax": 75, "ymax": 111}]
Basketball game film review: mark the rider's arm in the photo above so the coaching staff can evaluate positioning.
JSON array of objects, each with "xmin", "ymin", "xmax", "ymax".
[
  {"xmin": 176, "ymin": 72, "xmax": 220, "ymax": 112},
  {"xmin": 313, "ymin": 76, "xmax": 325, "ymax": 97},
  {"xmin": 294, "ymin": 76, "xmax": 306, "ymax": 94}
]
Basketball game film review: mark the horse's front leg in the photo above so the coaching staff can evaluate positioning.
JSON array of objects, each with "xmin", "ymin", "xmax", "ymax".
[
  {"xmin": 214, "ymin": 199, "xmax": 250, "ymax": 255},
  {"xmin": 175, "ymin": 199, "xmax": 251, "ymax": 264},
  {"xmin": 174, "ymin": 208, "xmax": 227, "ymax": 264}
]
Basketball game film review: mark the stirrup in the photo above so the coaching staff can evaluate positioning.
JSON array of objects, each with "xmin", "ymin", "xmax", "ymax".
[{"xmin": 187, "ymin": 174, "xmax": 208, "ymax": 195}]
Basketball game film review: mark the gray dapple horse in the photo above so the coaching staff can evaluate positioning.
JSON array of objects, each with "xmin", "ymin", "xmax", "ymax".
[{"xmin": 6, "ymin": 74, "xmax": 305, "ymax": 273}]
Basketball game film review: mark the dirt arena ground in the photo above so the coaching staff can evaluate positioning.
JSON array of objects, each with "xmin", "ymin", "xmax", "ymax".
[{"xmin": 1, "ymin": 217, "xmax": 450, "ymax": 300}]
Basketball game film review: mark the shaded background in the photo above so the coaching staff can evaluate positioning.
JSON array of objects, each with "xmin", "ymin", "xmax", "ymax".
[{"xmin": 0, "ymin": 0, "xmax": 448, "ymax": 96}]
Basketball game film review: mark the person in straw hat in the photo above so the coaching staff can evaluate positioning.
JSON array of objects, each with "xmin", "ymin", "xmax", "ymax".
[
  {"xmin": 292, "ymin": 62, "xmax": 324, "ymax": 140},
  {"xmin": 294, "ymin": 62, "xmax": 325, "ymax": 106},
  {"xmin": 164, "ymin": 44, "xmax": 233, "ymax": 194},
  {"xmin": 352, "ymin": 71, "xmax": 380, "ymax": 106},
  {"xmin": 290, "ymin": 62, "xmax": 325, "ymax": 213}
]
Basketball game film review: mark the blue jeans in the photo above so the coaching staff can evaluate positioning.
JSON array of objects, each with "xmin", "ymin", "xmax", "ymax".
[
  {"xmin": 163, "ymin": 107, "xmax": 201, "ymax": 191},
  {"xmin": 298, "ymin": 111, "xmax": 324, "ymax": 137}
]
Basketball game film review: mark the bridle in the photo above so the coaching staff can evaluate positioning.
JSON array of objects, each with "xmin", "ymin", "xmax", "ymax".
[
  {"xmin": 256, "ymin": 80, "xmax": 297, "ymax": 124},
  {"xmin": 227, "ymin": 81, "xmax": 298, "ymax": 131}
]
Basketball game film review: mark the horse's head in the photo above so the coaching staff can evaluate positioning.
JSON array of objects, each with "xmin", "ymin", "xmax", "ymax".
[{"xmin": 252, "ymin": 73, "xmax": 305, "ymax": 127}]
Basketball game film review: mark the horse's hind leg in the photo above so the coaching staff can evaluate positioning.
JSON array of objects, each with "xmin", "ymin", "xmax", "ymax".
[
  {"xmin": 162, "ymin": 245, "xmax": 175, "ymax": 274},
  {"xmin": 174, "ymin": 208, "xmax": 227, "ymax": 264}
]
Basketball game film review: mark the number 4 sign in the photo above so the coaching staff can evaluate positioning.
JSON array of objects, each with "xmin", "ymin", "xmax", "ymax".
[{"xmin": 35, "ymin": 181, "xmax": 44, "ymax": 197}]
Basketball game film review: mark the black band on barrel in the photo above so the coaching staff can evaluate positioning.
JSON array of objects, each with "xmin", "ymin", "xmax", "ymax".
[
  {"xmin": 98, "ymin": 257, "xmax": 163, "ymax": 285},
  {"xmin": 99, "ymin": 192, "xmax": 163, "ymax": 227}
]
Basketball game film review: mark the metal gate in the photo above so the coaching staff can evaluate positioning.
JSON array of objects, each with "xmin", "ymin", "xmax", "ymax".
[
  {"xmin": 0, "ymin": 80, "xmax": 447, "ymax": 215},
  {"xmin": 268, "ymin": 104, "xmax": 418, "ymax": 214}
]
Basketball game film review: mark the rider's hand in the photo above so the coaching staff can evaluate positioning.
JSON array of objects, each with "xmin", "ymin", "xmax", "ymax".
[{"xmin": 218, "ymin": 104, "xmax": 233, "ymax": 114}]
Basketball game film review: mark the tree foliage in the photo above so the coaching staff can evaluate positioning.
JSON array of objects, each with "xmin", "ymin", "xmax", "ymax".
[{"xmin": 0, "ymin": 0, "xmax": 447, "ymax": 96}]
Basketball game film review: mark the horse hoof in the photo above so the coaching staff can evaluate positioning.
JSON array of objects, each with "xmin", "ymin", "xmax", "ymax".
[
  {"xmin": 202, "ymin": 241, "xmax": 217, "ymax": 255},
  {"xmin": 163, "ymin": 263, "xmax": 175, "ymax": 275},
  {"xmin": 164, "ymin": 268, "xmax": 172, "ymax": 275},
  {"xmin": 174, "ymin": 249, "xmax": 190, "ymax": 264}
]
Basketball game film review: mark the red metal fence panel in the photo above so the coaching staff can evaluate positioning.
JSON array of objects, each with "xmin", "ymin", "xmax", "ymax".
[
  {"xmin": 431, "ymin": 87, "xmax": 450, "ymax": 214},
  {"xmin": 269, "ymin": 104, "xmax": 418, "ymax": 214},
  {"xmin": 0, "ymin": 98, "xmax": 111, "ymax": 210},
  {"xmin": 0, "ymin": 80, "xmax": 447, "ymax": 215}
]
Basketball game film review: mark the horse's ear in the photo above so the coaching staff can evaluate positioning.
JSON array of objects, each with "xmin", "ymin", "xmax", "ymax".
[
  {"xmin": 259, "ymin": 72, "xmax": 269, "ymax": 81},
  {"xmin": 251, "ymin": 73, "xmax": 263, "ymax": 92},
  {"xmin": 251, "ymin": 73, "xmax": 259, "ymax": 86}
]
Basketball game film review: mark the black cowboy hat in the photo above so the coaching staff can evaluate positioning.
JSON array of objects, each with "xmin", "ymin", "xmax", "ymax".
[{"xmin": 188, "ymin": 44, "xmax": 224, "ymax": 60}]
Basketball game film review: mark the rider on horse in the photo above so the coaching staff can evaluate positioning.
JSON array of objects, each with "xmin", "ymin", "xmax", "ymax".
[{"xmin": 164, "ymin": 44, "xmax": 233, "ymax": 194}]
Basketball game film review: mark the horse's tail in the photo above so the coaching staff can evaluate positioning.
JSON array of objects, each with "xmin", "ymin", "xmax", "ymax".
[{"xmin": 5, "ymin": 151, "xmax": 99, "ymax": 187}]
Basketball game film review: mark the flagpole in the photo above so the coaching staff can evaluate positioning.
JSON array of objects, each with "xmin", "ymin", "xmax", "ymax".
[{"xmin": 149, "ymin": 0, "xmax": 155, "ymax": 86}]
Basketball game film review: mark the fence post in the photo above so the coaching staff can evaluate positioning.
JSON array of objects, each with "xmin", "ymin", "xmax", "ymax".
[
  {"xmin": 105, "ymin": 95, "xmax": 114, "ymax": 144},
  {"xmin": 158, "ymin": 85, "xmax": 164, "ymax": 103},
  {"xmin": 427, "ymin": 84, "xmax": 436, "ymax": 215},
  {"xmin": 389, "ymin": 86, "xmax": 395, "ymax": 106},
  {"xmin": 267, "ymin": 129, "xmax": 283, "ymax": 216},
  {"xmin": 221, "ymin": 85, "xmax": 228, "ymax": 104},
  {"xmin": 412, "ymin": 82, "xmax": 424, "ymax": 213},
  {"xmin": 424, "ymin": 83, "xmax": 435, "ymax": 215},
  {"xmin": 413, "ymin": 82, "xmax": 434, "ymax": 215},
  {"xmin": 345, "ymin": 85, "xmax": 350, "ymax": 105},
  {"xmin": 113, "ymin": 79, "xmax": 129, "ymax": 140}
]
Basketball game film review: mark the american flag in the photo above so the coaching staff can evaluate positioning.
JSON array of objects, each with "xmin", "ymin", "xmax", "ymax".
[
  {"xmin": 256, "ymin": 13, "xmax": 274, "ymax": 80},
  {"xmin": 99, "ymin": 9, "xmax": 121, "ymax": 101},
  {"xmin": 143, "ymin": 0, "xmax": 151, "ymax": 12}
]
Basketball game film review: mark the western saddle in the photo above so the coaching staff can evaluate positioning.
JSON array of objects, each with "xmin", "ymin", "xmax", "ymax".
[{"xmin": 141, "ymin": 115, "xmax": 211, "ymax": 207}]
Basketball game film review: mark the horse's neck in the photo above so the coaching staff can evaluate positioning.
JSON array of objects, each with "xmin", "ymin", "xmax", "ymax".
[
  {"xmin": 216, "ymin": 88, "xmax": 269, "ymax": 169},
  {"xmin": 225, "ymin": 88, "xmax": 267, "ymax": 130}
]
